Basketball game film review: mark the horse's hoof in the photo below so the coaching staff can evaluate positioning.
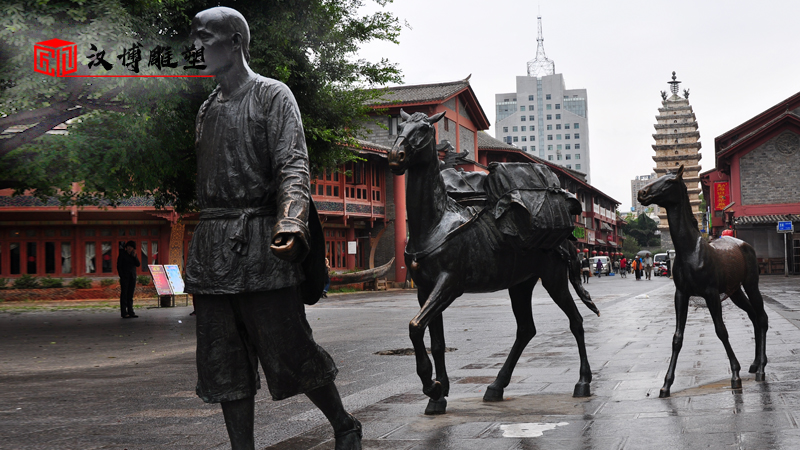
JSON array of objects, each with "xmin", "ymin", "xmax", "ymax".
[
  {"xmin": 483, "ymin": 386, "xmax": 504, "ymax": 402},
  {"xmin": 731, "ymin": 378, "xmax": 742, "ymax": 390},
  {"xmin": 749, "ymin": 364, "xmax": 758, "ymax": 374},
  {"xmin": 755, "ymin": 372, "xmax": 766, "ymax": 382},
  {"xmin": 423, "ymin": 380, "xmax": 443, "ymax": 400},
  {"xmin": 659, "ymin": 388, "xmax": 670, "ymax": 398},
  {"xmin": 573, "ymin": 382, "xmax": 591, "ymax": 398},
  {"xmin": 424, "ymin": 397, "xmax": 447, "ymax": 415}
]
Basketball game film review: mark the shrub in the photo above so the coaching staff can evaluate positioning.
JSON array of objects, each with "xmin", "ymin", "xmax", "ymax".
[
  {"xmin": 100, "ymin": 279, "xmax": 117, "ymax": 287},
  {"xmin": 39, "ymin": 277, "xmax": 64, "ymax": 288},
  {"xmin": 69, "ymin": 277, "xmax": 93, "ymax": 289},
  {"xmin": 137, "ymin": 275, "xmax": 151, "ymax": 286},
  {"xmin": 13, "ymin": 274, "xmax": 40, "ymax": 289},
  {"xmin": 0, "ymin": 278, "xmax": 7, "ymax": 289}
]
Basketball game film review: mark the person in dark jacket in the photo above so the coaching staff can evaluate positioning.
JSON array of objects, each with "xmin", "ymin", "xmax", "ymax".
[
  {"xmin": 581, "ymin": 256, "xmax": 591, "ymax": 283},
  {"xmin": 117, "ymin": 240, "xmax": 140, "ymax": 318}
]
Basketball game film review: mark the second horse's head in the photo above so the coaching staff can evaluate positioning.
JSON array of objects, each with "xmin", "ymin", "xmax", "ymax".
[
  {"xmin": 388, "ymin": 109, "xmax": 445, "ymax": 175},
  {"xmin": 638, "ymin": 165, "xmax": 686, "ymax": 207}
]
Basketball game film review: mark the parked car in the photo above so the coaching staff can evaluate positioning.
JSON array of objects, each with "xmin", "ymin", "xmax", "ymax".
[{"xmin": 589, "ymin": 256, "xmax": 611, "ymax": 276}]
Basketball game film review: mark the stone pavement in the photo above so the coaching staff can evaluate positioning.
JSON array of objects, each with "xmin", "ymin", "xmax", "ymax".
[
  {"xmin": 270, "ymin": 277, "xmax": 800, "ymax": 450},
  {"xmin": 1, "ymin": 276, "xmax": 800, "ymax": 449}
]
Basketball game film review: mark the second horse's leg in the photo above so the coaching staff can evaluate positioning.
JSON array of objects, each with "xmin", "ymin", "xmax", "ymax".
[
  {"xmin": 545, "ymin": 274, "xmax": 592, "ymax": 397},
  {"xmin": 661, "ymin": 290, "xmax": 689, "ymax": 398},
  {"xmin": 706, "ymin": 294, "xmax": 742, "ymax": 390},
  {"xmin": 729, "ymin": 288, "xmax": 767, "ymax": 381},
  {"xmin": 484, "ymin": 278, "xmax": 537, "ymax": 402},
  {"xmin": 409, "ymin": 274, "xmax": 460, "ymax": 407},
  {"xmin": 744, "ymin": 278, "xmax": 769, "ymax": 381},
  {"xmin": 425, "ymin": 313, "xmax": 449, "ymax": 415}
]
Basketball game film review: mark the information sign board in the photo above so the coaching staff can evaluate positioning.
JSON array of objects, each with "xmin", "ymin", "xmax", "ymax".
[
  {"xmin": 148, "ymin": 265, "xmax": 173, "ymax": 296},
  {"xmin": 163, "ymin": 265, "xmax": 185, "ymax": 294},
  {"xmin": 777, "ymin": 221, "xmax": 793, "ymax": 233}
]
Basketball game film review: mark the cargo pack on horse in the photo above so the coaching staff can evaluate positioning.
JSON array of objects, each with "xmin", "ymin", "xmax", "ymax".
[
  {"xmin": 638, "ymin": 165, "xmax": 768, "ymax": 398},
  {"xmin": 388, "ymin": 110, "xmax": 599, "ymax": 415}
]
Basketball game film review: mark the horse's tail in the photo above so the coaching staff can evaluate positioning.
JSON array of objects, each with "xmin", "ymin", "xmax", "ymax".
[{"xmin": 561, "ymin": 240, "xmax": 600, "ymax": 317}]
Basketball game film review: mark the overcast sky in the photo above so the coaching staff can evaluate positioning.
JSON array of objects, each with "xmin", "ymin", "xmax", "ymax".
[{"xmin": 357, "ymin": 0, "xmax": 800, "ymax": 212}]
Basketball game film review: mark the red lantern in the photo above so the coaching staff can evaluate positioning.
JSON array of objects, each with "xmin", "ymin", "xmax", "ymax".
[
  {"xmin": 582, "ymin": 248, "xmax": 589, "ymax": 253},
  {"xmin": 592, "ymin": 250, "xmax": 597, "ymax": 255},
  {"xmin": 103, "ymin": 254, "xmax": 111, "ymax": 260},
  {"xmin": 28, "ymin": 256, "xmax": 36, "ymax": 262}
]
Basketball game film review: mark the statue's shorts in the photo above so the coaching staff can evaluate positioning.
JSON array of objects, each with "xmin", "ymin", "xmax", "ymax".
[{"xmin": 194, "ymin": 287, "xmax": 338, "ymax": 403}]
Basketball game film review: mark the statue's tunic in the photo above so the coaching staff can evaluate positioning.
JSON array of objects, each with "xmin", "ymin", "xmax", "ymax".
[{"xmin": 185, "ymin": 76, "xmax": 310, "ymax": 295}]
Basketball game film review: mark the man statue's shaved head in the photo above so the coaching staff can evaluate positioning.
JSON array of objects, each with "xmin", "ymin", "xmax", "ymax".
[{"xmin": 194, "ymin": 6, "xmax": 251, "ymax": 63}]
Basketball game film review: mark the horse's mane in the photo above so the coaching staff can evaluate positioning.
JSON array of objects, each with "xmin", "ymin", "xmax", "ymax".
[{"xmin": 668, "ymin": 171, "xmax": 699, "ymax": 230}]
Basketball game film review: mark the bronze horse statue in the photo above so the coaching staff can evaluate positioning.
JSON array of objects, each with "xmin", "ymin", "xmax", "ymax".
[
  {"xmin": 388, "ymin": 110, "xmax": 599, "ymax": 415},
  {"xmin": 638, "ymin": 165, "xmax": 768, "ymax": 398}
]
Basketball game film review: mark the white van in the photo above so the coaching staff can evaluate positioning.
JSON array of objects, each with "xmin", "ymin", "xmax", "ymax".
[
  {"xmin": 589, "ymin": 256, "xmax": 611, "ymax": 275},
  {"xmin": 654, "ymin": 253, "xmax": 668, "ymax": 267}
]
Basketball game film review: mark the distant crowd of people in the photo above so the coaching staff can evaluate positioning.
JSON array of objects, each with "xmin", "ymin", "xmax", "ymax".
[{"xmin": 580, "ymin": 253, "xmax": 669, "ymax": 282}]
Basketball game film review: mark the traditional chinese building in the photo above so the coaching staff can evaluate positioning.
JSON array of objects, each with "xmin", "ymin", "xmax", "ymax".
[
  {"xmin": 652, "ymin": 72, "xmax": 703, "ymax": 250},
  {"xmin": 0, "ymin": 186, "xmax": 179, "ymax": 281},
  {"xmin": 0, "ymin": 77, "xmax": 623, "ymax": 283},
  {"xmin": 701, "ymin": 90, "xmax": 800, "ymax": 275}
]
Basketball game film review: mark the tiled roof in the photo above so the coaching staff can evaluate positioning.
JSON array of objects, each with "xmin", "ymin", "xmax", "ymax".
[
  {"xmin": 477, "ymin": 132, "xmax": 521, "ymax": 151},
  {"xmin": 354, "ymin": 139, "xmax": 392, "ymax": 154},
  {"xmin": 735, "ymin": 214, "xmax": 800, "ymax": 225},
  {"xmin": 369, "ymin": 80, "xmax": 470, "ymax": 106}
]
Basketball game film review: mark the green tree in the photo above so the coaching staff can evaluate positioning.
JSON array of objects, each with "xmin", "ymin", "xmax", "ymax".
[
  {"xmin": 0, "ymin": 0, "xmax": 402, "ymax": 211},
  {"xmin": 621, "ymin": 235, "xmax": 641, "ymax": 260},
  {"xmin": 622, "ymin": 213, "xmax": 660, "ymax": 247}
]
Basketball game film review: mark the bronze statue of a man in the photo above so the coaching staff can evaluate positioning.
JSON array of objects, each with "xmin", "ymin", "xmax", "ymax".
[{"xmin": 184, "ymin": 7, "xmax": 361, "ymax": 449}]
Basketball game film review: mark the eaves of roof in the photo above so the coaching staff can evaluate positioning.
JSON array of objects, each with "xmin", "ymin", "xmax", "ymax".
[
  {"xmin": 716, "ymin": 112, "xmax": 800, "ymax": 165},
  {"xmin": 715, "ymin": 91, "xmax": 800, "ymax": 154},
  {"xmin": 368, "ymin": 79, "xmax": 490, "ymax": 130}
]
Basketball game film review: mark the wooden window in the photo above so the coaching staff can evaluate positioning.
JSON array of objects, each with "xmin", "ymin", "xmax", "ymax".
[
  {"xmin": 324, "ymin": 229, "xmax": 347, "ymax": 269},
  {"xmin": 313, "ymin": 170, "xmax": 341, "ymax": 199}
]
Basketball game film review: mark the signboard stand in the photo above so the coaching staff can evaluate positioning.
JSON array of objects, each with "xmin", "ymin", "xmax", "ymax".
[
  {"xmin": 147, "ymin": 265, "xmax": 175, "ymax": 308},
  {"xmin": 164, "ymin": 264, "xmax": 189, "ymax": 306},
  {"xmin": 778, "ymin": 221, "xmax": 794, "ymax": 277}
]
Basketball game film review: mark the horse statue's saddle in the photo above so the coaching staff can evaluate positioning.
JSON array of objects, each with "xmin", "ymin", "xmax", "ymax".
[{"xmin": 441, "ymin": 162, "xmax": 581, "ymax": 250}]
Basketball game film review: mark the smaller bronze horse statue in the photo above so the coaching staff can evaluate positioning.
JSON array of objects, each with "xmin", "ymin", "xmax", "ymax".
[
  {"xmin": 388, "ymin": 110, "xmax": 599, "ymax": 415},
  {"xmin": 638, "ymin": 165, "xmax": 768, "ymax": 398}
]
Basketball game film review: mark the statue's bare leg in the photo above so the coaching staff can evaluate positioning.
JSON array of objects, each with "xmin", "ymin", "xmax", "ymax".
[
  {"xmin": 306, "ymin": 383, "xmax": 362, "ymax": 449},
  {"xmin": 221, "ymin": 397, "xmax": 255, "ymax": 450}
]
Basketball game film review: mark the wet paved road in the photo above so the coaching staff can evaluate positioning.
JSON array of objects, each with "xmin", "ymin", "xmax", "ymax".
[{"xmin": 1, "ymin": 274, "xmax": 799, "ymax": 449}]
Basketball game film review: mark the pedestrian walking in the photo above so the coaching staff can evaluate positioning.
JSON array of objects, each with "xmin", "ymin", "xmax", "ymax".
[
  {"xmin": 581, "ymin": 256, "xmax": 591, "ymax": 283},
  {"xmin": 596, "ymin": 259, "xmax": 603, "ymax": 278},
  {"xmin": 117, "ymin": 240, "xmax": 140, "ymax": 318},
  {"xmin": 323, "ymin": 257, "xmax": 331, "ymax": 298},
  {"xmin": 619, "ymin": 257, "xmax": 627, "ymax": 278},
  {"xmin": 644, "ymin": 254, "xmax": 653, "ymax": 280}
]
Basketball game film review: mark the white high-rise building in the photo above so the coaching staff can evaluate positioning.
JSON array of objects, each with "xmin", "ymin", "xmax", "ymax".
[{"xmin": 494, "ymin": 16, "xmax": 591, "ymax": 182}]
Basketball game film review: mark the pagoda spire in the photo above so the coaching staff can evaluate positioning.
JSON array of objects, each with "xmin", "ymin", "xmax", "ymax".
[{"xmin": 527, "ymin": 15, "xmax": 555, "ymax": 78}]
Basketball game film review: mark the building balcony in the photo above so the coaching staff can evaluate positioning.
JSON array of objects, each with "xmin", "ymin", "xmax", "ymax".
[
  {"xmin": 652, "ymin": 132, "xmax": 701, "ymax": 140},
  {"xmin": 652, "ymin": 154, "xmax": 703, "ymax": 163},
  {"xmin": 655, "ymin": 114, "xmax": 696, "ymax": 121},
  {"xmin": 652, "ymin": 142, "xmax": 703, "ymax": 151},
  {"xmin": 654, "ymin": 123, "xmax": 698, "ymax": 130}
]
